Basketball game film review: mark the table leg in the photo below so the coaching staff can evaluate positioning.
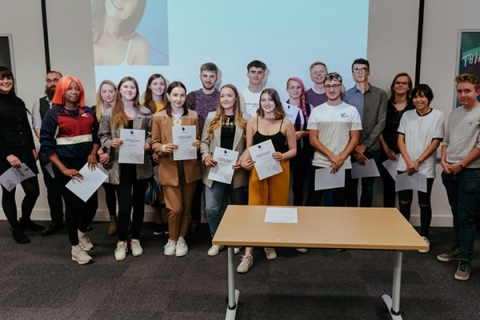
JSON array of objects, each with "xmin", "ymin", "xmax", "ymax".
[
  {"xmin": 226, "ymin": 246, "xmax": 240, "ymax": 320},
  {"xmin": 381, "ymin": 251, "xmax": 403, "ymax": 320}
]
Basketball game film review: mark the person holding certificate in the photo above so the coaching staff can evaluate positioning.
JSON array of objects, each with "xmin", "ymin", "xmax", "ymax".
[
  {"xmin": 397, "ymin": 84, "xmax": 444, "ymax": 253},
  {"xmin": 237, "ymin": 88, "xmax": 296, "ymax": 273},
  {"xmin": 0, "ymin": 66, "xmax": 43, "ymax": 244},
  {"xmin": 201, "ymin": 84, "xmax": 248, "ymax": 256},
  {"xmin": 98, "ymin": 76, "xmax": 153, "ymax": 261},
  {"xmin": 40, "ymin": 75, "xmax": 100, "ymax": 264},
  {"xmin": 151, "ymin": 81, "xmax": 202, "ymax": 257}
]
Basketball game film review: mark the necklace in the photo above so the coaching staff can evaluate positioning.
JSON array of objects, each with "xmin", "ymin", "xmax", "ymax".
[{"xmin": 225, "ymin": 115, "xmax": 234, "ymax": 127}]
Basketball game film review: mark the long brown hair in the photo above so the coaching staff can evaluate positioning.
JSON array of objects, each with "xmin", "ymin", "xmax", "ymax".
[
  {"xmin": 256, "ymin": 88, "xmax": 285, "ymax": 120},
  {"xmin": 164, "ymin": 81, "xmax": 188, "ymax": 117},
  {"xmin": 207, "ymin": 84, "xmax": 246, "ymax": 140},
  {"xmin": 389, "ymin": 72, "xmax": 413, "ymax": 104},
  {"xmin": 144, "ymin": 73, "xmax": 167, "ymax": 113},
  {"xmin": 112, "ymin": 76, "xmax": 147, "ymax": 129}
]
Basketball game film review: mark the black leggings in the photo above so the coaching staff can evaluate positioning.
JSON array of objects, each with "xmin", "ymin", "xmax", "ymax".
[
  {"xmin": 103, "ymin": 183, "xmax": 117, "ymax": 217},
  {"xmin": 1, "ymin": 176, "xmax": 39, "ymax": 229},
  {"xmin": 398, "ymin": 177, "xmax": 434, "ymax": 237}
]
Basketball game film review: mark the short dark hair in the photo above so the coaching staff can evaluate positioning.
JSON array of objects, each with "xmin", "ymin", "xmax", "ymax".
[
  {"xmin": 247, "ymin": 60, "xmax": 267, "ymax": 71},
  {"xmin": 411, "ymin": 84, "xmax": 434, "ymax": 105},
  {"xmin": 48, "ymin": 70, "xmax": 63, "ymax": 77},
  {"xmin": 200, "ymin": 62, "xmax": 218, "ymax": 75},
  {"xmin": 351, "ymin": 58, "xmax": 370, "ymax": 71}
]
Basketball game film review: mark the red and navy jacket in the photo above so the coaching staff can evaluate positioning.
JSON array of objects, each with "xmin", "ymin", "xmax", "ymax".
[{"xmin": 40, "ymin": 105, "xmax": 99, "ymax": 162}]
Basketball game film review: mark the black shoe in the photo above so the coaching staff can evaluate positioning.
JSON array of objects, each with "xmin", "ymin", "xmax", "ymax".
[
  {"xmin": 12, "ymin": 228, "xmax": 30, "ymax": 244},
  {"xmin": 19, "ymin": 218, "xmax": 45, "ymax": 232},
  {"xmin": 153, "ymin": 223, "xmax": 163, "ymax": 236},
  {"xmin": 41, "ymin": 222, "xmax": 65, "ymax": 236}
]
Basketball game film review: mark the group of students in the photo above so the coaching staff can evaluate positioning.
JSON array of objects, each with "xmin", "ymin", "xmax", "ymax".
[{"xmin": 1, "ymin": 58, "xmax": 480, "ymax": 281}]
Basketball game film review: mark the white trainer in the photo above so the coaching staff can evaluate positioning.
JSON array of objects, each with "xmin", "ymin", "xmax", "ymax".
[
  {"xmin": 164, "ymin": 239, "xmax": 177, "ymax": 256},
  {"xmin": 176, "ymin": 236, "xmax": 188, "ymax": 257},
  {"xmin": 130, "ymin": 239, "xmax": 143, "ymax": 257},
  {"xmin": 207, "ymin": 244, "xmax": 225, "ymax": 257},
  {"xmin": 114, "ymin": 241, "xmax": 128, "ymax": 261},
  {"xmin": 418, "ymin": 236, "xmax": 430, "ymax": 253},
  {"xmin": 264, "ymin": 247, "xmax": 277, "ymax": 260},
  {"xmin": 78, "ymin": 230, "xmax": 94, "ymax": 251},
  {"xmin": 71, "ymin": 245, "xmax": 92, "ymax": 265}
]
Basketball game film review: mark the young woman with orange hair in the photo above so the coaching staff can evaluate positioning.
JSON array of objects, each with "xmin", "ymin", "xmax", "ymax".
[{"xmin": 40, "ymin": 75, "xmax": 100, "ymax": 265}]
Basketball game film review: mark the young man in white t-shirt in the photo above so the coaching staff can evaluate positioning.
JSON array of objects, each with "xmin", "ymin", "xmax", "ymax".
[
  {"xmin": 241, "ymin": 60, "xmax": 267, "ymax": 117},
  {"xmin": 305, "ymin": 72, "xmax": 362, "ymax": 206}
]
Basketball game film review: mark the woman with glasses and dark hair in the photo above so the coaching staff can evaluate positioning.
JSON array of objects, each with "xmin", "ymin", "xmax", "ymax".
[
  {"xmin": 92, "ymin": 0, "xmax": 148, "ymax": 65},
  {"xmin": 40, "ymin": 75, "xmax": 100, "ymax": 264},
  {"xmin": 397, "ymin": 83, "xmax": 444, "ymax": 253},
  {"xmin": 0, "ymin": 66, "xmax": 43, "ymax": 244},
  {"xmin": 378, "ymin": 73, "xmax": 415, "ymax": 207},
  {"xmin": 99, "ymin": 76, "xmax": 153, "ymax": 261},
  {"xmin": 237, "ymin": 88, "xmax": 296, "ymax": 273}
]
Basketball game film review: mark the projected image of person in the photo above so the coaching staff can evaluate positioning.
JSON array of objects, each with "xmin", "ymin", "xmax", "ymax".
[
  {"xmin": 397, "ymin": 84, "xmax": 444, "ymax": 254},
  {"xmin": 151, "ymin": 81, "xmax": 202, "ymax": 257},
  {"xmin": 98, "ymin": 77, "xmax": 153, "ymax": 261},
  {"xmin": 92, "ymin": 80, "xmax": 118, "ymax": 237},
  {"xmin": 237, "ymin": 88, "xmax": 297, "ymax": 273},
  {"xmin": 40, "ymin": 75, "xmax": 100, "ymax": 265},
  {"xmin": 92, "ymin": 0, "xmax": 148, "ymax": 65},
  {"xmin": 201, "ymin": 84, "xmax": 248, "ymax": 257},
  {"xmin": 143, "ymin": 73, "xmax": 168, "ymax": 235}
]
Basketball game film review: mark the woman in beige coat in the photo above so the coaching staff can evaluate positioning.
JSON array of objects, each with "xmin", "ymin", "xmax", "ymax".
[{"xmin": 151, "ymin": 81, "xmax": 201, "ymax": 257}]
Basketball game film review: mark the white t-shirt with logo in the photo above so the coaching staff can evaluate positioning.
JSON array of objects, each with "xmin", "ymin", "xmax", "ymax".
[
  {"xmin": 397, "ymin": 109, "xmax": 445, "ymax": 178},
  {"xmin": 307, "ymin": 102, "xmax": 362, "ymax": 169},
  {"xmin": 241, "ymin": 87, "xmax": 261, "ymax": 117}
]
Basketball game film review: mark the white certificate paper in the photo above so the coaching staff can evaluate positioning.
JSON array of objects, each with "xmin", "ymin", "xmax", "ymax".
[
  {"xmin": 395, "ymin": 172, "xmax": 427, "ymax": 193},
  {"xmin": 119, "ymin": 129, "xmax": 145, "ymax": 164},
  {"xmin": 249, "ymin": 140, "xmax": 282, "ymax": 180},
  {"xmin": 265, "ymin": 207, "xmax": 298, "ymax": 223},
  {"xmin": 351, "ymin": 159, "xmax": 380, "ymax": 179},
  {"xmin": 66, "ymin": 163, "xmax": 108, "ymax": 202},
  {"xmin": 382, "ymin": 154, "xmax": 400, "ymax": 179},
  {"xmin": 207, "ymin": 147, "xmax": 238, "ymax": 184},
  {"xmin": 285, "ymin": 104, "xmax": 299, "ymax": 124},
  {"xmin": 0, "ymin": 163, "xmax": 36, "ymax": 192},
  {"xmin": 314, "ymin": 167, "xmax": 345, "ymax": 191},
  {"xmin": 172, "ymin": 125, "xmax": 197, "ymax": 161}
]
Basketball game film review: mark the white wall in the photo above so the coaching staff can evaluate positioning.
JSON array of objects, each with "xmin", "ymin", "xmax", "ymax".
[{"xmin": 2, "ymin": 0, "xmax": 479, "ymax": 225}]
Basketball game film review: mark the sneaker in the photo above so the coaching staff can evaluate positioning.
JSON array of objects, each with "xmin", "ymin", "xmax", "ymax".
[
  {"xmin": 163, "ymin": 224, "xmax": 169, "ymax": 235},
  {"xmin": 418, "ymin": 237, "xmax": 430, "ymax": 253},
  {"xmin": 454, "ymin": 261, "xmax": 471, "ymax": 281},
  {"xmin": 234, "ymin": 247, "xmax": 241, "ymax": 255},
  {"xmin": 114, "ymin": 241, "xmax": 128, "ymax": 261},
  {"xmin": 296, "ymin": 248, "xmax": 308, "ymax": 253},
  {"xmin": 264, "ymin": 247, "xmax": 277, "ymax": 260},
  {"xmin": 78, "ymin": 230, "xmax": 94, "ymax": 251},
  {"xmin": 437, "ymin": 247, "xmax": 460, "ymax": 262},
  {"xmin": 176, "ymin": 236, "xmax": 188, "ymax": 257},
  {"xmin": 164, "ymin": 239, "xmax": 177, "ymax": 256},
  {"xmin": 207, "ymin": 244, "xmax": 224, "ymax": 257},
  {"xmin": 71, "ymin": 245, "xmax": 92, "ymax": 265},
  {"xmin": 19, "ymin": 218, "xmax": 45, "ymax": 232},
  {"xmin": 130, "ymin": 239, "xmax": 143, "ymax": 257},
  {"xmin": 237, "ymin": 255, "xmax": 254, "ymax": 273},
  {"xmin": 153, "ymin": 223, "xmax": 163, "ymax": 236}
]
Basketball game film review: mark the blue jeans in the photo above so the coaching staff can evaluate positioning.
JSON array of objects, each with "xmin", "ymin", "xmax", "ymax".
[
  {"xmin": 346, "ymin": 149, "xmax": 380, "ymax": 207},
  {"xmin": 205, "ymin": 181, "xmax": 246, "ymax": 237},
  {"xmin": 441, "ymin": 169, "xmax": 480, "ymax": 262}
]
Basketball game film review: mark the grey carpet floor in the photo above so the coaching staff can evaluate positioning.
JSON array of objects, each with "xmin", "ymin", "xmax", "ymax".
[{"xmin": 0, "ymin": 221, "xmax": 479, "ymax": 320}]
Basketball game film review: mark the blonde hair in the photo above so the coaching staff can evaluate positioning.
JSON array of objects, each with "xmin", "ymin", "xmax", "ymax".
[{"xmin": 94, "ymin": 80, "xmax": 117, "ymax": 121}]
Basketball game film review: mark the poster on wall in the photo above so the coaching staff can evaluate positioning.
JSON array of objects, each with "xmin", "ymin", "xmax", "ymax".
[
  {"xmin": 456, "ymin": 29, "xmax": 480, "ymax": 106},
  {"xmin": 0, "ymin": 34, "xmax": 14, "ymax": 73}
]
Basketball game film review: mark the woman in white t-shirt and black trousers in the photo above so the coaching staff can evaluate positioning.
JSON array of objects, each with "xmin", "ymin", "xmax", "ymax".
[{"xmin": 397, "ymin": 84, "xmax": 445, "ymax": 253}]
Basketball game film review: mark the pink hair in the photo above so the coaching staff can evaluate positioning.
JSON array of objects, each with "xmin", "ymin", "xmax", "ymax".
[{"xmin": 287, "ymin": 77, "xmax": 308, "ymax": 121}]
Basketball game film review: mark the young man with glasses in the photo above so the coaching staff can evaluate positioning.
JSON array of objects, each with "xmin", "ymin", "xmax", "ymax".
[
  {"xmin": 343, "ymin": 58, "xmax": 387, "ymax": 207},
  {"xmin": 31, "ymin": 71, "xmax": 65, "ymax": 235},
  {"xmin": 305, "ymin": 72, "xmax": 361, "ymax": 206}
]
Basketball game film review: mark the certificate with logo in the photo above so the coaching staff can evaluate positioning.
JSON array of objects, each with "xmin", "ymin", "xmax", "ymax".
[
  {"xmin": 66, "ymin": 163, "xmax": 108, "ymax": 202},
  {"xmin": 172, "ymin": 125, "xmax": 197, "ymax": 161},
  {"xmin": 207, "ymin": 147, "xmax": 238, "ymax": 184},
  {"xmin": 119, "ymin": 129, "xmax": 145, "ymax": 164},
  {"xmin": 0, "ymin": 163, "xmax": 36, "ymax": 192},
  {"xmin": 249, "ymin": 139, "xmax": 282, "ymax": 180}
]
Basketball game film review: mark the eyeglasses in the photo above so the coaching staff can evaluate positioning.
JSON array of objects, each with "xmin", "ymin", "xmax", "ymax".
[
  {"xmin": 288, "ymin": 86, "xmax": 302, "ymax": 90},
  {"xmin": 324, "ymin": 84, "xmax": 341, "ymax": 90},
  {"xmin": 353, "ymin": 68, "xmax": 368, "ymax": 73}
]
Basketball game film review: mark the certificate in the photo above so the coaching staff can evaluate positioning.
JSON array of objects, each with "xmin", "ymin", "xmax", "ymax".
[
  {"xmin": 395, "ymin": 172, "xmax": 427, "ymax": 193},
  {"xmin": 249, "ymin": 139, "xmax": 282, "ymax": 180},
  {"xmin": 119, "ymin": 129, "xmax": 145, "ymax": 164},
  {"xmin": 285, "ymin": 104, "xmax": 299, "ymax": 124},
  {"xmin": 351, "ymin": 159, "xmax": 380, "ymax": 179},
  {"xmin": 66, "ymin": 163, "xmax": 108, "ymax": 202},
  {"xmin": 207, "ymin": 147, "xmax": 238, "ymax": 184},
  {"xmin": 382, "ymin": 154, "xmax": 400, "ymax": 179},
  {"xmin": 265, "ymin": 207, "xmax": 298, "ymax": 223},
  {"xmin": 172, "ymin": 125, "xmax": 197, "ymax": 161},
  {"xmin": 314, "ymin": 167, "xmax": 345, "ymax": 191},
  {"xmin": 0, "ymin": 163, "xmax": 36, "ymax": 192}
]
